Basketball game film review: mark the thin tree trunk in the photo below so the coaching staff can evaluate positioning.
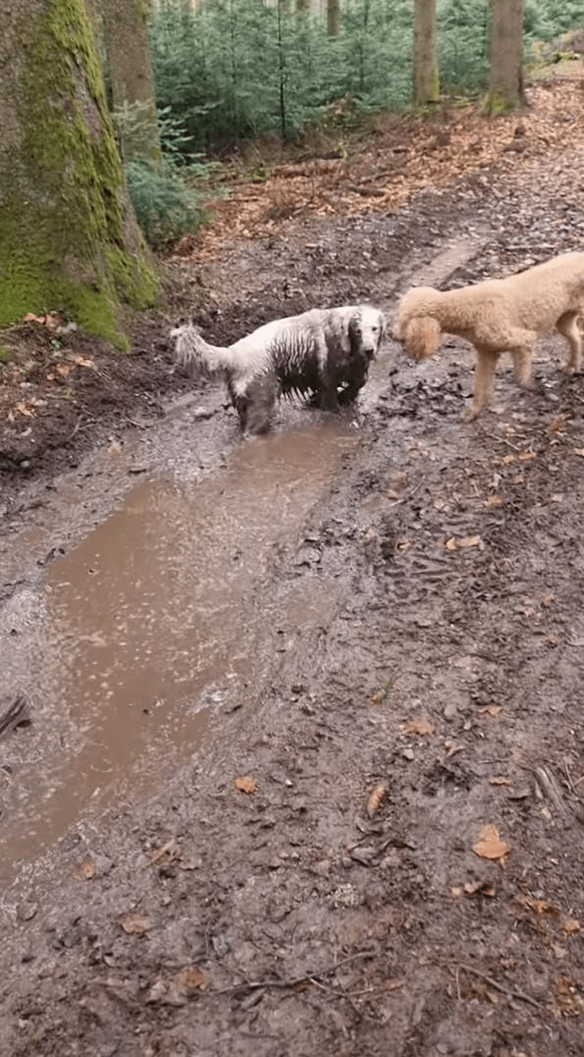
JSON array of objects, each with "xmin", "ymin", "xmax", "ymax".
[
  {"xmin": 486, "ymin": 0, "xmax": 525, "ymax": 112},
  {"xmin": 0, "ymin": 0, "xmax": 157, "ymax": 345},
  {"xmin": 327, "ymin": 0, "xmax": 340, "ymax": 37},
  {"xmin": 277, "ymin": 0, "xmax": 288, "ymax": 140},
  {"xmin": 413, "ymin": 0, "xmax": 439, "ymax": 105},
  {"xmin": 102, "ymin": 0, "xmax": 162, "ymax": 162}
]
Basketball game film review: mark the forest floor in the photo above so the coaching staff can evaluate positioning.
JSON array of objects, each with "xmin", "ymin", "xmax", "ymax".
[{"xmin": 2, "ymin": 77, "xmax": 584, "ymax": 1057}]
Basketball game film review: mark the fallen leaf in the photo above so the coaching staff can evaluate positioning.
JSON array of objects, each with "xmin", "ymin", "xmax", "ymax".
[
  {"xmin": 554, "ymin": 976, "xmax": 584, "ymax": 1016},
  {"xmin": 489, "ymin": 776, "xmax": 512, "ymax": 786},
  {"xmin": 480, "ymin": 705, "xmax": 503, "ymax": 718},
  {"xmin": 15, "ymin": 403, "xmax": 34, "ymax": 417},
  {"xmin": 70, "ymin": 355, "xmax": 95, "ymax": 369},
  {"xmin": 446, "ymin": 535, "xmax": 482, "ymax": 551},
  {"xmin": 404, "ymin": 718, "xmax": 434, "ymax": 736},
  {"xmin": 501, "ymin": 453, "xmax": 516, "ymax": 464},
  {"xmin": 366, "ymin": 783, "xmax": 387, "ymax": 818},
  {"xmin": 548, "ymin": 415, "xmax": 566, "ymax": 434},
  {"xmin": 484, "ymin": 494, "xmax": 503, "ymax": 507},
  {"xmin": 472, "ymin": 824, "xmax": 510, "ymax": 861},
  {"xmin": 451, "ymin": 886, "xmax": 463, "ymax": 897},
  {"xmin": 147, "ymin": 838, "xmax": 176, "ymax": 866},
  {"xmin": 175, "ymin": 966, "xmax": 207, "ymax": 992},
  {"xmin": 55, "ymin": 363, "xmax": 72, "ymax": 378},
  {"xmin": 77, "ymin": 860, "xmax": 96, "ymax": 880},
  {"xmin": 573, "ymin": 449, "xmax": 584, "ymax": 458},
  {"xmin": 518, "ymin": 450, "xmax": 536, "ymax": 462},
  {"xmin": 120, "ymin": 913, "xmax": 153, "ymax": 935},
  {"xmin": 517, "ymin": 895, "xmax": 557, "ymax": 915},
  {"xmin": 464, "ymin": 880, "xmax": 496, "ymax": 897},
  {"xmin": 563, "ymin": 918, "xmax": 581, "ymax": 936},
  {"xmin": 23, "ymin": 312, "xmax": 46, "ymax": 325},
  {"xmin": 541, "ymin": 593, "xmax": 556, "ymax": 608},
  {"xmin": 234, "ymin": 776, "xmax": 257, "ymax": 794}
]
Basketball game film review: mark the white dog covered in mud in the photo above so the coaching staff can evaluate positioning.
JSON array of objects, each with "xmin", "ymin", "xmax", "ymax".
[
  {"xmin": 397, "ymin": 251, "xmax": 584, "ymax": 419},
  {"xmin": 171, "ymin": 305, "xmax": 385, "ymax": 435}
]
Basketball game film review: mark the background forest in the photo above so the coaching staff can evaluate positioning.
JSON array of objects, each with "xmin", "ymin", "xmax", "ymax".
[{"xmin": 128, "ymin": 0, "xmax": 583, "ymax": 246}]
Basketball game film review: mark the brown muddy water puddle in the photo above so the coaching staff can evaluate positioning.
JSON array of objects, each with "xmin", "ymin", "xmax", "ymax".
[{"xmin": 0, "ymin": 418, "xmax": 357, "ymax": 883}]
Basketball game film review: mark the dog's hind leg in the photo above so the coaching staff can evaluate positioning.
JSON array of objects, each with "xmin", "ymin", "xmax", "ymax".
[
  {"xmin": 466, "ymin": 348, "xmax": 499, "ymax": 420},
  {"xmin": 557, "ymin": 311, "xmax": 582, "ymax": 373}
]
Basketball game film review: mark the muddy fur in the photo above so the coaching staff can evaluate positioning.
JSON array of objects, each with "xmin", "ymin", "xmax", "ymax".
[
  {"xmin": 397, "ymin": 251, "xmax": 584, "ymax": 419},
  {"xmin": 171, "ymin": 305, "xmax": 385, "ymax": 434}
]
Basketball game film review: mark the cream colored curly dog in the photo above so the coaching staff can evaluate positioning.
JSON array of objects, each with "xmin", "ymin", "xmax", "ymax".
[{"xmin": 397, "ymin": 251, "xmax": 584, "ymax": 419}]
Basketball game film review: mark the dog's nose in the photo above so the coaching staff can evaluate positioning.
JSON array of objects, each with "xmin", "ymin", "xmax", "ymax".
[{"xmin": 364, "ymin": 346, "xmax": 375, "ymax": 359}]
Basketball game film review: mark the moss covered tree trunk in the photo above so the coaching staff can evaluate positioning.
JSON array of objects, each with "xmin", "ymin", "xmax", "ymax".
[
  {"xmin": 486, "ymin": 0, "xmax": 526, "ymax": 113},
  {"xmin": 0, "ymin": 0, "xmax": 157, "ymax": 346},
  {"xmin": 413, "ymin": 0, "xmax": 439, "ymax": 105},
  {"xmin": 101, "ymin": 0, "xmax": 162, "ymax": 163}
]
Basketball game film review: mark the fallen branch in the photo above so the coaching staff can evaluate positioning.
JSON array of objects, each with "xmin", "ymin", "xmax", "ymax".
[
  {"xmin": 209, "ymin": 949, "xmax": 376, "ymax": 997},
  {"xmin": 458, "ymin": 964, "xmax": 542, "ymax": 1009}
]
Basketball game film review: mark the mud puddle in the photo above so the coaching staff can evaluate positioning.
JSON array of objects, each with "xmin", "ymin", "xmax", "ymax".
[{"xmin": 1, "ymin": 417, "xmax": 357, "ymax": 884}]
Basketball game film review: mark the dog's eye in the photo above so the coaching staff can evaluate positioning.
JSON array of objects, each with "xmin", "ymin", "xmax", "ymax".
[{"xmin": 371, "ymin": 326, "xmax": 378, "ymax": 332}]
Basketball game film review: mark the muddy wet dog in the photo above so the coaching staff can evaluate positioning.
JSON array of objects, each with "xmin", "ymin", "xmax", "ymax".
[
  {"xmin": 397, "ymin": 251, "xmax": 584, "ymax": 419},
  {"xmin": 171, "ymin": 305, "xmax": 385, "ymax": 435}
]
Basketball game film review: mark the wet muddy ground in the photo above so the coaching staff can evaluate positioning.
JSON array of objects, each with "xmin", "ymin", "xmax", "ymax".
[{"xmin": 2, "ymin": 92, "xmax": 584, "ymax": 1056}]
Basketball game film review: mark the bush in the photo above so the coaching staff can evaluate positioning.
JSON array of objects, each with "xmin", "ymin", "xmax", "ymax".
[{"xmin": 114, "ymin": 103, "xmax": 216, "ymax": 250}]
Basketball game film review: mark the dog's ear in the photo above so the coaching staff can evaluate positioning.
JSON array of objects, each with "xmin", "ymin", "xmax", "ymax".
[
  {"xmin": 348, "ymin": 311, "xmax": 362, "ymax": 354},
  {"xmin": 403, "ymin": 316, "xmax": 442, "ymax": 361}
]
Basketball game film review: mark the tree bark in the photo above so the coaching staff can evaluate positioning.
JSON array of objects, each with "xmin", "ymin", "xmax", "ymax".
[
  {"xmin": 486, "ymin": 0, "xmax": 526, "ymax": 112},
  {"xmin": 0, "ymin": 0, "xmax": 157, "ymax": 346},
  {"xmin": 413, "ymin": 0, "xmax": 439, "ymax": 105},
  {"xmin": 327, "ymin": 0, "xmax": 340, "ymax": 37},
  {"xmin": 101, "ymin": 0, "xmax": 161, "ymax": 163}
]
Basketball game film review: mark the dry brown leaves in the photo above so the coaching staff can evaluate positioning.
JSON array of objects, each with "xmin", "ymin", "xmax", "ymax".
[
  {"xmin": 366, "ymin": 783, "xmax": 387, "ymax": 817},
  {"xmin": 191, "ymin": 81, "xmax": 584, "ymax": 263},
  {"xmin": 445, "ymin": 535, "xmax": 482, "ymax": 551},
  {"xmin": 175, "ymin": 967, "xmax": 207, "ymax": 992},
  {"xmin": 554, "ymin": 977, "xmax": 584, "ymax": 1016},
  {"xmin": 403, "ymin": 718, "xmax": 434, "ymax": 736},
  {"xmin": 472, "ymin": 825, "xmax": 510, "ymax": 862},
  {"xmin": 120, "ymin": 913, "xmax": 153, "ymax": 935},
  {"xmin": 76, "ymin": 861, "xmax": 96, "ymax": 881},
  {"xmin": 234, "ymin": 775, "xmax": 257, "ymax": 794}
]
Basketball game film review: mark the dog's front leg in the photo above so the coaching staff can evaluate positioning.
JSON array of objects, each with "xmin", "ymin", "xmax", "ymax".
[
  {"xmin": 465, "ymin": 348, "xmax": 499, "ymax": 421},
  {"xmin": 511, "ymin": 346, "xmax": 534, "ymax": 389}
]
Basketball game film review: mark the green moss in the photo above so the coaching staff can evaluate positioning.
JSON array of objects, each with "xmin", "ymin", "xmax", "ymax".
[
  {"xmin": 0, "ymin": 0, "xmax": 158, "ymax": 345},
  {"xmin": 0, "ymin": 345, "xmax": 11, "ymax": 364},
  {"xmin": 483, "ymin": 91, "xmax": 516, "ymax": 116}
]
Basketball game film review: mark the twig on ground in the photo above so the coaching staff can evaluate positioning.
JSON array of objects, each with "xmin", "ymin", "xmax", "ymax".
[
  {"xmin": 209, "ymin": 950, "xmax": 377, "ymax": 997},
  {"xmin": 308, "ymin": 977, "xmax": 404, "ymax": 999},
  {"xmin": 458, "ymin": 964, "xmax": 542, "ymax": 1009},
  {"xmin": 0, "ymin": 696, "xmax": 30, "ymax": 741}
]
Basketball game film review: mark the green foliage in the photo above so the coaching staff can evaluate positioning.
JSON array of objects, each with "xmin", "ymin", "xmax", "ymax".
[
  {"xmin": 114, "ymin": 102, "xmax": 215, "ymax": 250},
  {"xmin": 149, "ymin": 0, "xmax": 583, "ymax": 152}
]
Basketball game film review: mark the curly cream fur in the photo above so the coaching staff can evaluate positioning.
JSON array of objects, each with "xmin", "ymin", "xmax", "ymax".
[
  {"xmin": 397, "ymin": 252, "xmax": 584, "ymax": 419},
  {"xmin": 171, "ymin": 305, "xmax": 385, "ymax": 435}
]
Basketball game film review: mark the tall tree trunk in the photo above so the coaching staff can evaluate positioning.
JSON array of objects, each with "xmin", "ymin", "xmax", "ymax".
[
  {"xmin": 327, "ymin": 0, "xmax": 340, "ymax": 37},
  {"xmin": 413, "ymin": 0, "xmax": 439, "ymax": 105},
  {"xmin": 296, "ymin": 0, "xmax": 310, "ymax": 11},
  {"xmin": 102, "ymin": 0, "xmax": 161, "ymax": 163},
  {"xmin": 0, "ymin": 0, "xmax": 157, "ymax": 346},
  {"xmin": 486, "ymin": 0, "xmax": 525, "ymax": 112}
]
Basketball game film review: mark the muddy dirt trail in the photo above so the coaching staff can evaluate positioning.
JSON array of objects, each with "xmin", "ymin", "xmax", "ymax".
[{"xmin": 2, "ymin": 127, "xmax": 584, "ymax": 1055}]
